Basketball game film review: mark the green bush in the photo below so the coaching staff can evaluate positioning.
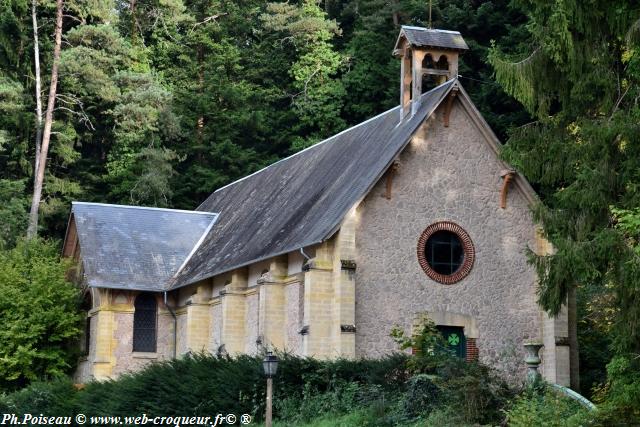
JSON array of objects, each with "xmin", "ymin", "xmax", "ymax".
[
  {"xmin": 401, "ymin": 374, "xmax": 440, "ymax": 418},
  {"xmin": 590, "ymin": 355, "xmax": 640, "ymax": 426},
  {"xmin": 0, "ymin": 239, "xmax": 82, "ymax": 390},
  {"xmin": 0, "ymin": 378, "xmax": 78, "ymax": 415},
  {"xmin": 0, "ymin": 352, "xmax": 412, "ymax": 423},
  {"xmin": 504, "ymin": 387, "xmax": 590, "ymax": 427}
]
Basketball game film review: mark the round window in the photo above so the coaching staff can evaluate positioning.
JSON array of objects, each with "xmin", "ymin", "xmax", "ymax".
[{"xmin": 417, "ymin": 221, "xmax": 474, "ymax": 284}]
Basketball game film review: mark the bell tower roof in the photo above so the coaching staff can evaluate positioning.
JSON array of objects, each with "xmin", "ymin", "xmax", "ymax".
[{"xmin": 393, "ymin": 26, "xmax": 469, "ymax": 56}]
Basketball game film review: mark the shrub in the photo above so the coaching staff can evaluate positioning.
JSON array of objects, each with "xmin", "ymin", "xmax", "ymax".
[
  {"xmin": 590, "ymin": 355, "xmax": 640, "ymax": 426},
  {"xmin": 401, "ymin": 374, "xmax": 440, "ymax": 418},
  {"xmin": 0, "ymin": 378, "xmax": 78, "ymax": 416},
  {"xmin": 504, "ymin": 387, "xmax": 590, "ymax": 427},
  {"xmin": 0, "ymin": 239, "xmax": 82, "ymax": 390},
  {"xmin": 0, "ymin": 346, "xmax": 513, "ymax": 426},
  {"xmin": 391, "ymin": 318, "xmax": 513, "ymax": 425}
]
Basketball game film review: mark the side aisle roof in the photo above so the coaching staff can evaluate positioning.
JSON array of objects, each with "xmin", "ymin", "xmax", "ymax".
[{"xmin": 68, "ymin": 202, "xmax": 217, "ymax": 291}]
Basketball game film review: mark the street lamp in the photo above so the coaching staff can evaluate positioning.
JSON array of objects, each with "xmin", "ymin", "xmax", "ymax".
[{"xmin": 263, "ymin": 351, "xmax": 279, "ymax": 427}]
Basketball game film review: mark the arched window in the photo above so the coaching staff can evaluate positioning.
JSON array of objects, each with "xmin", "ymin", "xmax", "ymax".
[
  {"xmin": 435, "ymin": 55, "xmax": 449, "ymax": 70},
  {"xmin": 133, "ymin": 293, "xmax": 157, "ymax": 352},
  {"xmin": 422, "ymin": 54, "xmax": 434, "ymax": 69}
]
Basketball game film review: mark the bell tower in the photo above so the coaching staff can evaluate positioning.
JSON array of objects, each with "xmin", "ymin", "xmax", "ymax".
[{"xmin": 393, "ymin": 26, "xmax": 468, "ymax": 120}]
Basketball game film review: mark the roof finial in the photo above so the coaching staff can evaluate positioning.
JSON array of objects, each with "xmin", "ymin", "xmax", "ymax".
[{"xmin": 428, "ymin": 0, "xmax": 432, "ymax": 29}]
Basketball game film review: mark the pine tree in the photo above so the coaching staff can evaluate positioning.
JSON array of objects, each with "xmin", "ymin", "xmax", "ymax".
[{"xmin": 489, "ymin": 0, "xmax": 640, "ymax": 392}]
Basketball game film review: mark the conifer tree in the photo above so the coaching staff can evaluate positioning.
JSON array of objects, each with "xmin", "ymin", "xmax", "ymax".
[{"xmin": 489, "ymin": 1, "xmax": 640, "ymax": 391}]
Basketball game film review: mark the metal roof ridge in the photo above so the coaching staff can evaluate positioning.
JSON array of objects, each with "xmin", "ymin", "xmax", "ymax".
[
  {"xmin": 401, "ymin": 25, "xmax": 461, "ymax": 34},
  {"xmin": 72, "ymin": 201, "xmax": 218, "ymax": 216}
]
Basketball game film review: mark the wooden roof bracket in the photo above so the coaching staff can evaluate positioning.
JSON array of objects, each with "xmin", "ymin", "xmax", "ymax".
[
  {"xmin": 443, "ymin": 87, "xmax": 459, "ymax": 127},
  {"xmin": 383, "ymin": 159, "xmax": 402, "ymax": 200},
  {"xmin": 500, "ymin": 169, "xmax": 516, "ymax": 209}
]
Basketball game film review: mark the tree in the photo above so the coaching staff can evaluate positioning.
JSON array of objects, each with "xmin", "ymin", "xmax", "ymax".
[
  {"xmin": 489, "ymin": 0, "xmax": 640, "ymax": 391},
  {"xmin": 262, "ymin": 0, "xmax": 346, "ymax": 150},
  {"xmin": 0, "ymin": 180, "xmax": 28, "ymax": 248},
  {"xmin": 0, "ymin": 239, "xmax": 81, "ymax": 389},
  {"xmin": 26, "ymin": 0, "xmax": 63, "ymax": 238},
  {"xmin": 31, "ymin": 0, "xmax": 42, "ymax": 180}
]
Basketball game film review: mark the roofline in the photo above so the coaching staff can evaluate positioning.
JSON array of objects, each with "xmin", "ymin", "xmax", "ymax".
[
  {"xmin": 167, "ymin": 214, "xmax": 220, "ymax": 286},
  {"xmin": 321, "ymin": 79, "xmax": 456, "ymax": 241},
  {"xmin": 61, "ymin": 211, "xmax": 75, "ymax": 257},
  {"xmin": 454, "ymin": 84, "xmax": 539, "ymax": 207},
  {"xmin": 401, "ymin": 25, "xmax": 462, "ymax": 35},
  {"xmin": 170, "ymin": 240, "xmax": 323, "ymax": 289},
  {"xmin": 394, "ymin": 26, "xmax": 468, "ymax": 55},
  {"xmin": 86, "ymin": 282, "xmax": 166, "ymax": 292},
  {"xmin": 174, "ymin": 80, "xmax": 457, "ymax": 289},
  {"xmin": 72, "ymin": 201, "xmax": 218, "ymax": 216},
  {"xmin": 197, "ymin": 105, "xmax": 402, "ymax": 210}
]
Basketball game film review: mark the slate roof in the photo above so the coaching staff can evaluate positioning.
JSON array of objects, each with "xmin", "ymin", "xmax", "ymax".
[
  {"xmin": 71, "ymin": 202, "xmax": 217, "ymax": 291},
  {"xmin": 169, "ymin": 79, "xmax": 457, "ymax": 288},
  {"xmin": 395, "ymin": 26, "xmax": 469, "ymax": 52}
]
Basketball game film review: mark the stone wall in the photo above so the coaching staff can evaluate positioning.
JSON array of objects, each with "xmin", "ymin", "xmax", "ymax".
[
  {"xmin": 111, "ymin": 310, "xmax": 174, "ymax": 377},
  {"xmin": 209, "ymin": 301, "xmax": 222, "ymax": 353},
  {"xmin": 354, "ymin": 99, "xmax": 542, "ymax": 383},
  {"xmin": 244, "ymin": 291, "xmax": 259, "ymax": 353},
  {"xmin": 284, "ymin": 280, "xmax": 303, "ymax": 354},
  {"xmin": 76, "ymin": 289, "xmax": 175, "ymax": 381}
]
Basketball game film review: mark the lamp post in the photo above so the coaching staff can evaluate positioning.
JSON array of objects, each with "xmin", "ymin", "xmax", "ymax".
[{"xmin": 263, "ymin": 351, "xmax": 279, "ymax": 427}]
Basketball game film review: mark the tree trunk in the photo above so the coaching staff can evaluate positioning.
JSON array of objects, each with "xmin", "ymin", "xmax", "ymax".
[
  {"xmin": 196, "ymin": 43, "xmax": 204, "ymax": 147},
  {"xmin": 130, "ymin": 0, "xmax": 138, "ymax": 44},
  {"xmin": 568, "ymin": 285, "xmax": 580, "ymax": 392},
  {"xmin": 26, "ymin": 0, "xmax": 63, "ymax": 239},
  {"xmin": 31, "ymin": 0, "xmax": 42, "ymax": 175}
]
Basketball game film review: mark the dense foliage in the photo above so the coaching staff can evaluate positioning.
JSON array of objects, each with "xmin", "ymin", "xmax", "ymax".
[
  {"xmin": 0, "ymin": 323, "xmax": 598, "ymax": 426},
  {"xmin": 1, "ymin": 0, "xmax": 639, "ymax": 421},
  {"xmin": 0, "ymin": 0, "xmax": 529, "ymax": 241},
  {"xmin": 0, "ymin": 351, "xmax": 515, "ymax": 426},
  {"xmin": 0, "ymin": 239, "xmax": 81, "ymax": 390},
  {"xmin": 489, "ymin": 0, "xmax": 640, "ymax": 417}
]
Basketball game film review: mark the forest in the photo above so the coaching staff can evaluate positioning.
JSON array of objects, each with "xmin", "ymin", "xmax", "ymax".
[
  {"xmin": 0, "ymin": 0, "xmax": 640, "ymax": 424},
  {"xmin": 0, "ymin": 0, "xmax": 531, "ymax": 242}
]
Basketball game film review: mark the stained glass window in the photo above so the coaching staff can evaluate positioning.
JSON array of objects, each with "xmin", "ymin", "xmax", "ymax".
[{"xmin": 133, "ymin": 293, "xmax": 157, "ymax": 352}]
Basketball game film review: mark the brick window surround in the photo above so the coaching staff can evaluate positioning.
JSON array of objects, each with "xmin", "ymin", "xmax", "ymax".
[
  {"xmin": 465, "ymin": 338, "xmax": 479, "ymax": 362},
  {"xmin": 417, "ymin": 221, "xmax": 475, "ymax": 284}
]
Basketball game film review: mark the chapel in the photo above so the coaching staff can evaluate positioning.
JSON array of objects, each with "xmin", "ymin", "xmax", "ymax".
[{"xmin": 63, "ymin": 26, "xmax": 571, "ymax": 386}]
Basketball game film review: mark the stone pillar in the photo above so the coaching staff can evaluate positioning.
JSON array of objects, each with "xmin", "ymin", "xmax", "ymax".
[
  {"xmin": 185, "ymin": 283, "xmax": 211, "ymax": 353},
  {"xmin": 302, "ymin": 241, "xmax": 335, "ymax": 357},
  {"xmin": 92, "ymin": 288, "xmax": 115, "ymax": 380},
  {"xmin": 259, "ymin": 256, "xmax": 287, "ymax": 350},
  {"xmin": 400, "ymin": 46, "xmax": 412, "ymax": 121},
  {"xmin": 411, "ymin": 50, "xmax": 427, "ymax": 116},
  {"xmin": 92, "ymin": 309, "xmax": 115, "ymax": 379},
  {"xmin": 283, "ymin": 273, "xmax": 304, "ymax": 354},
  {"xmin": 221, "ymin": 269, "xmax": 248, "ymax": 354},
  {"xmin": 332, "ymin": 210, "xmax": 357, "ymax": 358},
  {"xmin": 535, "ymin": 228, "xmax": 570, "ymax": 386}
]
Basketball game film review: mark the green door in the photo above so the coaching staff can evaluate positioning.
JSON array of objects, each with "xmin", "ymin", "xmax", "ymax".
[{"xmin": 436, "ymin": 326, "xmax": 466, "ymax": 359}]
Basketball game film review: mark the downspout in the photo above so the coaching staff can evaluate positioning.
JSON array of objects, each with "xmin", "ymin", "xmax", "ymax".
[
  {"xmin": 164, "ymin": 291, "xmax": 177, "ymax": 359},
  {"xmin": 300, "ymin": 247, "xmax": 311, "ymax": 262}
]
